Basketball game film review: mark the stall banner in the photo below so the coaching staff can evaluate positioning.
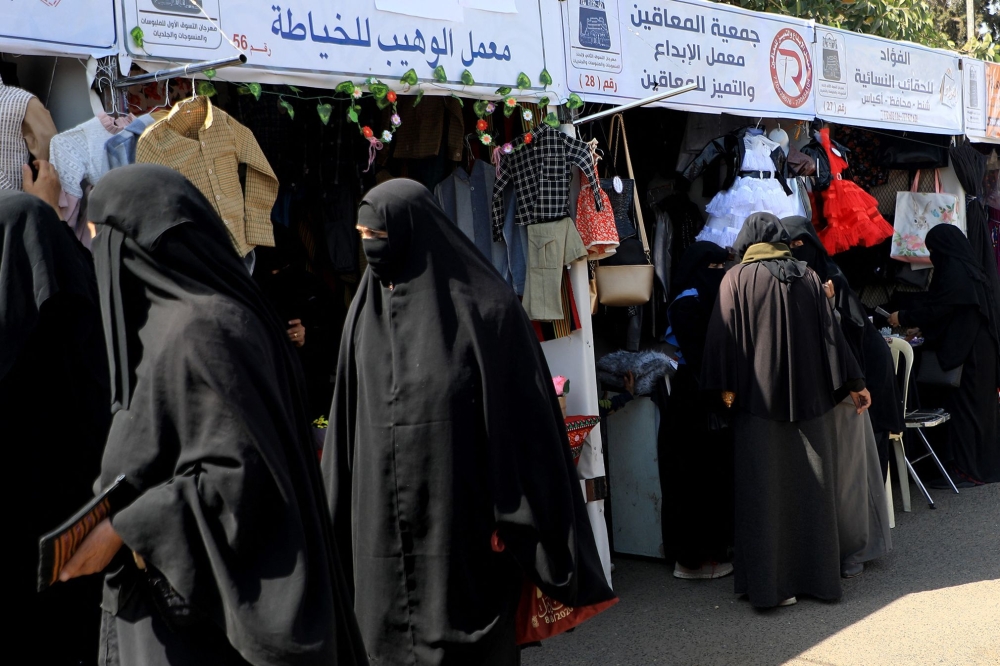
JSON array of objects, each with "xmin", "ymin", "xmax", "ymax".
[
  {"xmin": 562, "ymin": 0, "xmax": 815, "ymax": 119},
  {"xmin": 814, "ymin": 26, "xmax": 962, "ymax": 135},
  {"xmin": 0, "ymin": 0, "xmax": 117, "ymax": 57},
  {"xmin": 119, "ymin": 0, "xmax": 551, "ymax": 92},
  {"xmin": 964, "ymin": 58, "xmax": 988, "ymax": 138}
]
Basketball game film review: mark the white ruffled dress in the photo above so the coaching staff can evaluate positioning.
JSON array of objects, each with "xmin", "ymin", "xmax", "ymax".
[{"xmin": 696, "ymin": 134, "xmax": 807, "ymax": 248}]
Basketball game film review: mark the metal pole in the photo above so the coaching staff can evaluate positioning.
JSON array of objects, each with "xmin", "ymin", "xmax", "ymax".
[
  {"xmin": 572, "ymin": 82, "xmax": 699, "ymax": 125},
  {"xmin": 113, "ymin": 54, "xmax": 247, "ymax": 88}
]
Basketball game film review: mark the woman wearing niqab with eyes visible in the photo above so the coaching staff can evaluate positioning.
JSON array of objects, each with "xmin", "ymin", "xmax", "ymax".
[
  {"xmin": 701, "ymin": 213, "xmax": 871, "ymax": 608},
  {"xmin": 890, "ymin": 224, "xmax": 1000, "ymax": 485},
  {"xmin": 323, "ymin": 179, "xmax": 615, "ymax": 665},
  {"xmin": 55, "ymin": 164, "xmax": 368, "ymax": 666}
]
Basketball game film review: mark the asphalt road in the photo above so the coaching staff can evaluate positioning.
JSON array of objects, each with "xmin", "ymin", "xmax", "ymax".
[{"xmin": 522, "ymin": 482, "xmax": 1000, "ymax": 666}]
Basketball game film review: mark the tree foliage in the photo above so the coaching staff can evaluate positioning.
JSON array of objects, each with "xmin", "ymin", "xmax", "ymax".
[{"xmin": 721, "ymin": 0, "xmax": 996, "ymax": 60}]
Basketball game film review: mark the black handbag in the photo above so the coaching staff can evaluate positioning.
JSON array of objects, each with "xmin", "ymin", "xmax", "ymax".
[{"xmin": 917, "ymin": 350, "xmax": 963, "ymax": 388}]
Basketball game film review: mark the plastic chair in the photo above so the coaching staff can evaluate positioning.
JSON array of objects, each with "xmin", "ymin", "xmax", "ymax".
[{"xmin": 884, "ymin": 337, "xmax": 959, "ymax": 510}]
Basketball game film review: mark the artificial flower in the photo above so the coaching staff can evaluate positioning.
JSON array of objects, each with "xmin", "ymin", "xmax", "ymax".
[
  {"xmin": 480, "ymin": 133, "xmax": 493, "ymax": 145},
  {"xmin": 485, "ymin": 102, "xmax": 496, "ymax": 114},
  {"xmin": 502, "ymin": 142, "xmax": 514, "ymax": 154},
  {"xmin": 505, "ymin": 97, "xmax": 517, "ymax": 107},
  {"xmin": 390, "ymin": 114, "xmax": 402, "ymax": 127},
  {"xmin": 382, "ymin": 130, "xmax": 393, "ymax": 142},
  {"xmin": 522, "ymin": 109, "xmax": 533, "ymax": 122},
  {"xmin": 476, "ymin": 119, "xmax": 488, "ymax": 131},
  {"xmin": 523, "ymin": 133, "xmax": 533, "ymax": 145},
  {"xmin": 352, "ymin": 88, "xmax": 363, "ymax": 99},
  {"xmin": 362, "ymin": 126, "xmax": 374, "ymax": 138},
  {"xmin": 386, "ymin": 90, "xmax": 397, "ymax": 103}
]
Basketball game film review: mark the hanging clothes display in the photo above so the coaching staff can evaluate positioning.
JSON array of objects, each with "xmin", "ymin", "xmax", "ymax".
[
  {"xmin": 490, "ymin": 123, "xmax": 601, "ymax": 241},
  {"xmin": 0, "ymin": 77, "xmax": 56, "ymax": 191},
  {"xmin": 105, "ymin": 112, "xmax": 164, "ymax": 169},
  {"xmin": 523, "ymin": 217, "xmax": 588, "ymax": 321},
  {"xmin": 49, "ymin": 112, "xmax": 134, "ymax": 242},
  {"xmin": 136, "ymin": 95, "xmax": 278, "ymax": 258},
  {"xmin": 683, "ymin": 128, "xmax": 800, "ymax": 248},
  {"xmin": 802, "ymin": 128, "xmax": 894, "ymax": 255}
]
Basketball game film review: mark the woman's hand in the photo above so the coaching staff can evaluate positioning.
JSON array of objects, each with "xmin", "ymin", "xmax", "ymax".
[
  {"xmin": 59, "ymin": 519, "xmax": 124, "ymax": 582},
  {"xmin": 823, "ymin": 280, "xmax": 836, "ymax": 299},
  {"xmin": 849, "ymin": 388, "xmax": 872, "ymax": 415},
  {"xmin": 623, "ymin": 370, "xmax": 636, "ymax": 397},
  {"xmin": 887, "ymin": 312, "xmax": 901, "ymax": 328},
  {"xmin": 905, "ymin": 328, "xmax": 922, "ymax": 341},
  {"xmin": 287, "ymin": 319, "xmax": 306, "ymax": 347}
]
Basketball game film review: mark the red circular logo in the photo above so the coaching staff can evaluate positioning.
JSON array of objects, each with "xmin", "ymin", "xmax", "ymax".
[{"xmin": 770, "ymin": 28, "xmax": 813, "ymax": 109}]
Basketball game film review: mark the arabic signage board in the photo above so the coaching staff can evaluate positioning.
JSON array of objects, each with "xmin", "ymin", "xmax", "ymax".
[
  {"xmin": 0, "ymin": 0, "xmax": 117, "ymax": 57},
  {"xmin": 814, "ymin": 26, "xmax": 962, "ymax": 135},
  {"xmin": 562, "ymin": 0, "xmax": 816, "ymax": 119},
  {"xmin": 988, "ymin": 62, "xmax": 1000, "ymax": 141},
  {"xmin": 120, "ymin": 0, "xmax": 553, "ymax": 95}
]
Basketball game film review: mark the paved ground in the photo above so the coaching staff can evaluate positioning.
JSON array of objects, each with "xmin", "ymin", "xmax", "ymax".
[{"xmin": 523, "ymin": 482, "xmax": 1000, "ymax": 666}]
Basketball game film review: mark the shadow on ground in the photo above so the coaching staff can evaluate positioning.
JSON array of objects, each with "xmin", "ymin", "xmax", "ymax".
[{"xmin": 522, "ymin": 483, "xmax": 1000, "ymax": 666}]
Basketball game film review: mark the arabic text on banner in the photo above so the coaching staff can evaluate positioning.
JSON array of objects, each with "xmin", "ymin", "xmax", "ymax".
[
  {"xmin": 121, "ymin": 0, "xmax": 547, "ymax": 90},
  {"xmin": 562, "ymin": 0, "xmax": 815, "ymax": 119},
  {"xmin": 964, "ymin": 58, "xmax": 988, "ymax": 137},
  {"xmin": 0, "ymin": 0, "xmax": 116, "ymax": 56},
  {"xmin": 813, "ymin": 26, "xmax": 962, "ymax": 134}
]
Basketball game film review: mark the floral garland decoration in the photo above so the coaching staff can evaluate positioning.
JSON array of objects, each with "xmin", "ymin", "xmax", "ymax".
[{"xmin": 335, "ymin": 77, "xmax": 401, "ymax": 172}]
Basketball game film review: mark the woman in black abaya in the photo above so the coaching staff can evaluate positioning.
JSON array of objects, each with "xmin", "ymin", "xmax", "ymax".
[
  {"xmin": 702, "ymin": 213, "xmax": 871, "ymax": 608},
  {"xmin": 56, "ymin": 165, "xmax": 367, "ymax": 666},
  {"xmin": 657, "ymin": 241, "xmax": 735, "ymax": 580},
  {"xmin": 890, "ymin": 224, "xmax": 1000, "ymax": 484},
  {"xmin": 780, "ymin": 216, "xmax": 893, "ymax": 578},
  {"xmin": 2, "ymin": 191, "xmax": 110, "ymax": 666},
  {"xmin": 323, "ymin": 179, "xmax": 615, "ymax": 665}
]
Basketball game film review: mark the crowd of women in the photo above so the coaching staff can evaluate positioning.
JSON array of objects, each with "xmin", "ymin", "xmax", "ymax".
[
  {"xmin": 4, "ymin": 157, "xmax": 998, "ymax": 665},
  {"xmin": 661, "ymin": 211, "xmax": 1000, "ymax": 608}
]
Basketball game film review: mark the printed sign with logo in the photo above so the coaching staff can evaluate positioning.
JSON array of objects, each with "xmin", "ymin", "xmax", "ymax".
[
  {"xmin": 987, "ymin": 61, "xmax": 1000, "ymax": 141},
  {"xmin": 561, "ymin": 0, "xmax": 815, "ymax": 119},
  {"xmin": 964, "ymin": 57, "xmax": 988, "ymax": 140},
  {"xmin": 0, "ymin": 0, "xmax": 117, "ymax": 56},
  {"xmin": 813, "ymin": 26, "xmax": 963, "ymax": 134}
]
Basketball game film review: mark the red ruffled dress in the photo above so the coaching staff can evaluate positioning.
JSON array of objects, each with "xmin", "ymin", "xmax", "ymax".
[{"xmin": 815, "ymin": 128, "xmax": 894, "ymax": 255}]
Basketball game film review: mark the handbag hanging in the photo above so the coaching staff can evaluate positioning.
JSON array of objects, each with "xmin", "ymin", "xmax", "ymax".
[
  {"xmin": 600, "ymin": 119, "xmax": 639, "ymax": 241},
  {"xmin": 890, "ymin": 170, "xmax": 963, "ymax": 265},
  {"xmin": 916, "ymin": 350, "xmax": 963, "ymax": 388},
  {"xmin": 595, "ymin": 114, "xmax": 654, "ymax": 307}
]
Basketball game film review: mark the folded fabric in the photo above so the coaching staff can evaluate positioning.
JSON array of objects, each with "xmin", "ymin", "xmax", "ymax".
[{"xmin": 597, "ymin": 349, "xmax": 674, "ymax": 395}]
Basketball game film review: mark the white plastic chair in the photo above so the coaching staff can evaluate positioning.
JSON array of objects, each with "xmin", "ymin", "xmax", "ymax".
[{"xmin": 885, "ymin": 337, "xmax": 959, "ymax": 511}]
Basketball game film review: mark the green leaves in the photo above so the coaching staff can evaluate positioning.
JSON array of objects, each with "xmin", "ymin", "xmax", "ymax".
[
  {"xmin": 287, "ymin": 85, "xmax": 302, "ymax": 93},
  {"xmin": 204, "ymin": 69, "xmax": 216, "ymax": 80},
  {"xmin": 130, "ymin": 26, "xmax": 144, "ymax": 49},
  {"xmin": 432, "ymin": 65, "xmax": 447, "ymax": 82},
  {"xmin": 543, "ymin": 112, "xmax": 560, "ymax": 128},
  {"xmin": 450, "ymin": 93, "xmax": 464, "ymax": 107},
  {"xmin": 539, "ymin": 68, "xmax": 553, "ymax": 86},
  {"xmin": 474, "ymin": 99, "xmax": 489, "ymax": 117},
  {"xmin": 566, "ymin": 93, "xmax": 584, "ymax": 110},
  {"xmin": 316, "ymin": 103, "xmax": 332, "ymax": 125},
  {"xmin": 400, "ymin": 68, "xmax": 419, "ymax": 86},
  {"xmin": 538, "ymin": 96, "xmax": 550, "ymax": 108},
  {"xmin": 195, "ymin": 81, "xmax": 217, "ymax": 98},
  {"xmin": 335, "ymin": 81, "xmax": 355, "ymax": 95},
  {"xmin": 347, "ymin": 106, "xmax": 359, "ymax": 123},
  {"xmin": 503, "ymin": 97, "xmax": 516, "ymax": 117},
  {"xmin": 495, "ymin": 86, "xmax": 512, "ymax": 95},
  {"xmin": 516, "ymin": 72, "xmax": 531, "ymax": 89},
  {"xmin": 413, "ymin": 90, "xmax": 425, "ymax": 107},
  {"xmin": 369, "ymin": 82, "xmax": 389, "ymax": 99},
  {"xmin": 278, "ymin": 98, "xmax": 295, "ymax": 119},
  {"xmin": 461, "ymin": 69, "xmax": 476, "ymax": 86},
  {"xmin": 247, "ymin": 82, "xmax": 262, "ymax": 100}
]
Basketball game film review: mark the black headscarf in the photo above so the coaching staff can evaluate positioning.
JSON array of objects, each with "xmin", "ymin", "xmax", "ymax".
[
  {"xmin": 950, "ymin": 143, "xmax": 1000, "ymax": 313},
  {"xmin": 0, "ymin": 192, "xmax": 98, "ymax": 380},
  {"xmin": 88, "ymin": 165, "xmax": 367, "ymax": 666},
  {"xmin": 671, "ymin": 240, "xmax": 729, "ymax": 300},
  {"xmin": 921, "ymin": 224, "xmax": 1000, "ymax": 372},
  {"xmin": 323, "ymin": 179, "xmax": 615, "ymax": 663},
  {"xmin": 734, "ymin": 212, "xmax": 808, "ymax": 283}
]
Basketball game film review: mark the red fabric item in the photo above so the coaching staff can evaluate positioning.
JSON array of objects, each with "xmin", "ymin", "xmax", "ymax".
[
  {"xmin": 515, "ymin": 578, "xmax": 618, "ymax": 645},
  {"xmin": 564, "ymin": 415, "xmax": 599, "ymax": 466},
  {"xmin": 815, "ymin": 128, "xmax": 894, "ymax": 255},
  {"xmin": 575, "ymin": 181, "xmax": 619, "ymax": 258}
]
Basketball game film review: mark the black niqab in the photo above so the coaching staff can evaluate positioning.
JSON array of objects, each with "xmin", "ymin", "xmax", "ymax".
[
  {"xmin": 950, "ymin": 143, "xmax": 1000, "ymax": 315},
  {"xmin": 323, "ymin": 179, "xmax": 614, "ymax": 664},
  {"xmin": 88, "ymin": 165, "xmax": 367, "ymax": 666},
  {"xmin": 671, "ymin": 240, "xmax": 728, "ymax": 300}
]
